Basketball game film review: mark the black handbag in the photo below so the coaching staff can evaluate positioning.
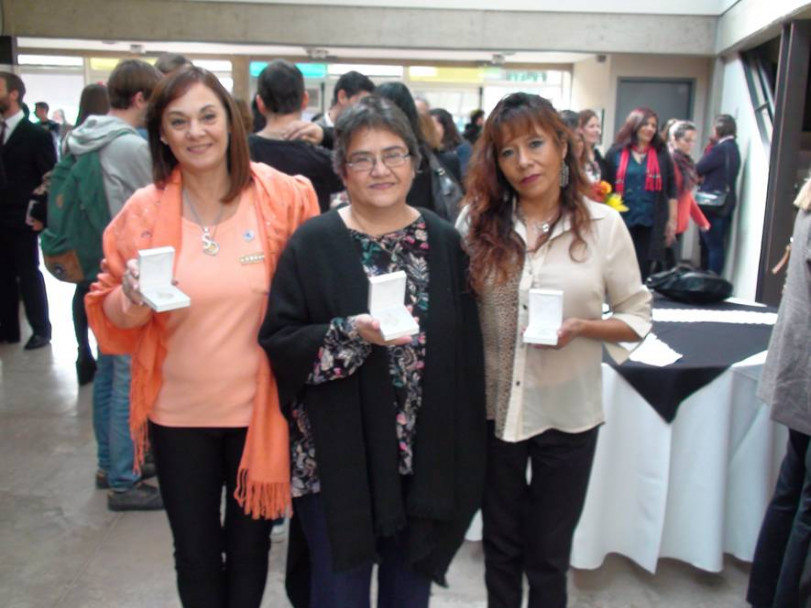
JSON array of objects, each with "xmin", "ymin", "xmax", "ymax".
[
  {"xmin": 427, "ymin": 151, "xmax": 464, "ymax": 223},
  {"xmin": 646, "ymin": 264, "xmax": 733, "ymax": 304}
]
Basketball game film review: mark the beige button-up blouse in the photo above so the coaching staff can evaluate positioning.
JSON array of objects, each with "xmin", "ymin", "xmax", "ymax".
[{"xmin": 458, "ymin": 200, "xmax": 652, "ymax": 442}]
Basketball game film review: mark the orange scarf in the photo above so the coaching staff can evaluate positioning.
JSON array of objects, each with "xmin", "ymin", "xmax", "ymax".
[{"xmin": 85, "ymin": 162, "xmax": 319, "ymax": 518}]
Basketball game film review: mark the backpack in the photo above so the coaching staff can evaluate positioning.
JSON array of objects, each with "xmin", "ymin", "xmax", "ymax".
[{"xmin": 40, "ymin": 133, "xmax": 127, "ymax": 283}]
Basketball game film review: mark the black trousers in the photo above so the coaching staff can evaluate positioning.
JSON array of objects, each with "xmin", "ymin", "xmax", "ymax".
[
  {"xmin": 72, "ymin": 281, "xmax": 92, "ymax": 357},
  {"xmin": 747, "ymin": 430, "xmax": 811, "ymax": 608},
  {"xmin": 482, "ymin": 422, "xmax": 598, "ymax": 608},
  {"xmin": 149, "ymin": 423, "xmax": 273, "ymax": 608},
  {"xmin": 0, "ymin": 226, "xmax": 50, "ymax": 341},
  {"xmin": 627, "ymin": 224, "xmax": 654, "ymax": 281}
]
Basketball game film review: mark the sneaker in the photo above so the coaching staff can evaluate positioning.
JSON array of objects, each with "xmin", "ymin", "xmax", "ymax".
[
  {"xmin": 108, "ymin": 482, "xmax": 164, "ymax": 512},
  {"xmin": 95, "ymin": 462, "xmax": 156, "ymax": 490}
]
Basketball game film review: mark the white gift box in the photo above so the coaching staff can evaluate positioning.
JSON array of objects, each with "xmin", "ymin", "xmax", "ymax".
[
  {"xmin": 137, "ymin": 246, "xmax": 190, "ymax": 312},
  {"xmin": 523, "ymin": 288, "xmax": 563, "ymax": 346},
  {"xmin": 368, "ymin": 270, "xmax": 419, "ymax": 341}
]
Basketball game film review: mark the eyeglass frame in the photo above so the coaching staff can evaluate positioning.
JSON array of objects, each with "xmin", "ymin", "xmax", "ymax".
[{"xmin": 344, "ymin": 150, "xmax": 412, "ymax": 173}]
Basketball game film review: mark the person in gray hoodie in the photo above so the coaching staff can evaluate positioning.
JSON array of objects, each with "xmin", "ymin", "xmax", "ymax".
[{"xmin": 65, "ymin": 58, "xmax": 163, "ymax": 512}]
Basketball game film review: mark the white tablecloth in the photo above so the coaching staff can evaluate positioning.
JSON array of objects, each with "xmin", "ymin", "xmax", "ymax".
[{"xmin": 467, "ymin": 353, "xmax": 787, "ymax": 574}]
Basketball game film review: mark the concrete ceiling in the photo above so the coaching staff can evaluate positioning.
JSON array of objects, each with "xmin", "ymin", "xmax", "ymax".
[
  {"xmin": 17, "ymin": 37, "xmax": 597, "ymax": 66},
  {"xmin": 183, "ymin": 0, "xmax": 740, "ymax": 16}
]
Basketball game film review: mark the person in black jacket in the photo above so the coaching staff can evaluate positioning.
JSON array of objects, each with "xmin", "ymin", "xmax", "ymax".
[
  {"xmin": 250, "ymin": 60, "xmax": 344, "ymax": 213},
  {"xmin": 259, "ymin": 95, "xmax": 486, "ymax": 608},
  {"xmin": 605, "ymin": 107, "xmax": 677, "ymax": 280},
  {"xmin": 0, "ymin": 72, "xmax": 57, "ymax": 349},
  {"xmin": 696, "ymin": 114, "xmax": 741, "ymax": 275},
  {"xmin": 376, "ymin": 82, "xmax": 463, "ymax": 222}
]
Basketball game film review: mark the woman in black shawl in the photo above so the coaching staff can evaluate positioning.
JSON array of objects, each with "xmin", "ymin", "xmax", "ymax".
[{"xmin": 259, "ymin": 95, "xmax": 486, "ymax": 608}]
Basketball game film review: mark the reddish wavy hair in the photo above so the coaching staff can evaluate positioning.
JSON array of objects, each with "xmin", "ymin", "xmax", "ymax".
[
  {"xmin": 463, "ymin": 93, "xmax": 591, "ymax": 294},
  {"xmin": 614, "ymin": 106, "xmax": 665, "ymax": 152}
]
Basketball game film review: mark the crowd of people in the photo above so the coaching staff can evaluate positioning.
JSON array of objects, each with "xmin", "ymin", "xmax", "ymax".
[{"xmin": 0, "ymin": 53, "xmax": 806, "ymax": 608}]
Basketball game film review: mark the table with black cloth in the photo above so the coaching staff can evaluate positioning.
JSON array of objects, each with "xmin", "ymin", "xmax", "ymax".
[
  {"xmin": 570, "ymin": 296, "xmax": 785, "ymax": 573},
  {"xmin": 464, "ymin": 296, "xmax": 785, "ymax": 573}
]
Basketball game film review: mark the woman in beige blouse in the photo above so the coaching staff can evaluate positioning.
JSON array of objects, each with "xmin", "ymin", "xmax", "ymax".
[{"xmin": 456, "ymin": 92, "xmax": 651, "ymax": 608}]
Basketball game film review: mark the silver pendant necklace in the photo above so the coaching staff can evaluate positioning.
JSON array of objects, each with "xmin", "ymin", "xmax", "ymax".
[
  {"xmin": 183, "ymin": 190, "xmax": 225, "ymax": 256},
  {"xmin": 516, "ymin": 204, "xmax": 560, "ymax": 249}
]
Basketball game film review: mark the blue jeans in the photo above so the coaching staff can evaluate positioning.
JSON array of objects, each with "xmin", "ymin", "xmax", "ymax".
[
  {"xmin": 747, "ymin": 430, "xmax": 811, "ymax": 607},
  {"xmin": 700, "ymin": 213, "xmax": 730, "ymax": 275},
  {"xmin": 92, "ymin": 352, "xmax": 139, "ymax": 490},
  {"xmin": 294, "ymin": 493, "xmax": 432, "ymax": 608}
]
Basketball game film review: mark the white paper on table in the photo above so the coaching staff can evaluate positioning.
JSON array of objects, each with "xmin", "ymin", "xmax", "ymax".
[
  {"xmin": 627, "ymin": 332, "xmax": 683, "ymax": 367},
  {"xmin": 652, "ymin": 308, "xmax": 777, "ymax": 326}
]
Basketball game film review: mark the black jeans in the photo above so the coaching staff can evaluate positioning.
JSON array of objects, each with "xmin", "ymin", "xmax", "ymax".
[
  {"xmin": 482, "ymin": 422, "xmax": 598, "ymax": 608},
  {"xmin": 0, "ymin": 226, "xmax": 50, "ymax": 341},
  {"xmin": 747, "ymin": 430, "xmax": 811, "ymax": 608},
  {"xmin": 149, "ymin": 423, "xmax": 273, "ymax": 608}
]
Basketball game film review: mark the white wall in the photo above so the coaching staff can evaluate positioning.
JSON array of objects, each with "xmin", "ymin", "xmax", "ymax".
[
  {"xmin": 571, "ymin": 55, "xmax": 612, "ymax": 127},
  {"xmin": 716, "ymin": 57, "xmax": 770, "ymax": 299},
  {"xmin": 717, "ymin": 0, "xmax": 811, "ymax": 53}
]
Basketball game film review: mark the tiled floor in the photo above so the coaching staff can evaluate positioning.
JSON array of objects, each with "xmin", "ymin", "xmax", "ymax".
[{"xmin": 0, "ymin": 273, "xmax": 753, "ymax": 607}]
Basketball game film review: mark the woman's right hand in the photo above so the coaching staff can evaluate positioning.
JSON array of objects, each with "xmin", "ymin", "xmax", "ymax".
[
  {"xmin": 121, "ymin": 258, "xmax": 146, "ymax": 307},
  {"xmin": 354, "ymin": 314, "xmax": 413, "ymax": 346}
]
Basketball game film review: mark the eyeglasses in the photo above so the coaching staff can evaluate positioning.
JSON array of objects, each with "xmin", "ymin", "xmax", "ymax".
[{"xmin": 345, "ymin": 151, "xmax": 411, "ymax": 173}]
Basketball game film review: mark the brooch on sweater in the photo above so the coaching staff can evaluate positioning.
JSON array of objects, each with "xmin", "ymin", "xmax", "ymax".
[{"xmin": 239, "ymin": 252, "xmax": 265, "ymax": 265}]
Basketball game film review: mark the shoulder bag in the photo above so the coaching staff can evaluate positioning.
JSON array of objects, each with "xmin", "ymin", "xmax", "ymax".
[{"xmin": 427, "ymin": 151, "xmax": 464, "ymax": 223}]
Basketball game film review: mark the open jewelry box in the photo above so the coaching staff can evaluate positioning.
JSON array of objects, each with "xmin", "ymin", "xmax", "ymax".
[
  {"xmin": 138, "ymin": 246, "xmax": 191, "ymax": 312},
  {"xmin": 522, "ymin": 288, "xmax": 563, "ymax": 346},
  {"xmin": 368, "ymin": 270, "xmax": 419, "ymax": 341}
]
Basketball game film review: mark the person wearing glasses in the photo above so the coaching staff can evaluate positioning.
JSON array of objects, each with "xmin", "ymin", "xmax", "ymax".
[{"xmin": 259, "ymin": 95, "xmax": 486, "ymax": 608}]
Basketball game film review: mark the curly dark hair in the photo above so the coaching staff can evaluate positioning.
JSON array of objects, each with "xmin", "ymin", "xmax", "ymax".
[{"xmin": 463, "ymin": 92, "xmax": 591, "ymax": 294}]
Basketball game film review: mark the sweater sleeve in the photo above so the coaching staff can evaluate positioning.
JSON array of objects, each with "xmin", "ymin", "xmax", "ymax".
[
  {"xmin": 85, "ymin": 192, "xmax": 156, "ymax": 355},
  {"xmin": 259, "ymin": 239, "xmax": 333, "ymax": 407},
  {"xmin": 696, "ymin": 145, "xmax": 723, "ymax": 177}
]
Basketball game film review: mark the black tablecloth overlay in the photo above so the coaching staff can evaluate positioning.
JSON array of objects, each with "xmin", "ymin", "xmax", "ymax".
[{"xmin": 606, "ymin": 296, "xmax": 775, "ymax": 423}]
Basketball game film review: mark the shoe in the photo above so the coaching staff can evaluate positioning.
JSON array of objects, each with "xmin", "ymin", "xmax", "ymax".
[
  {"xmin": 95, "ymin": 462, "xmax": 156, "ymax": 490},
  {"xmin": 108, "ymin": 482, "xmax": 163, "ymax": 511},
  {"xmin": 23, "ymin": 334, "xmax": 50, "ymax": 350},
  {"xmin": 76, "ymin": 355, "xmax": 97, "ymax": 386}
]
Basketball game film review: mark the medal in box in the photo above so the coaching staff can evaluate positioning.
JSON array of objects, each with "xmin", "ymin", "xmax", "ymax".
[
  {"xmin": 523, "ymin": 288, "xmax": 563, "ymax": 346},
  {"xmin": 137, "ymin": 246, "xmax": 190, "ymax": 312},
  {"xmin": 368, "ymin": 270, "xmax": 419, "ymax": 341}
]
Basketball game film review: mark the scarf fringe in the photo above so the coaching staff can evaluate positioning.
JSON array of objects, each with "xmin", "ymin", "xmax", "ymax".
[{"xmin": 235, "ymin": 468, "xmax": 291, "ymax": 520}]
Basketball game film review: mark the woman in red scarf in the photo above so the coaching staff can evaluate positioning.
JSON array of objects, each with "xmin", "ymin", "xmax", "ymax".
[{"xmin": 605, "ymin": 107, "xmax": 677, "ymax": 279}]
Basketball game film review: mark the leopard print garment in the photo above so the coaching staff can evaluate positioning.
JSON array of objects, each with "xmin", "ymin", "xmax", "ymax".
[{"xmin": 478, "ymin": 265, "xmax": 521, "ymax": 437}]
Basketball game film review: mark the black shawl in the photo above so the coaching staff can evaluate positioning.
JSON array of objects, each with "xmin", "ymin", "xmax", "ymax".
[{"xmin": 259, "ymin": 208, "xmax": 486, "ymax": 582}]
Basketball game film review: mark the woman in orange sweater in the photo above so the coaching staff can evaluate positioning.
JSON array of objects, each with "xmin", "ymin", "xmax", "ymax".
[{"xmin": 86, "ymin": 66, "xmax": 318, "ymax": 608}]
